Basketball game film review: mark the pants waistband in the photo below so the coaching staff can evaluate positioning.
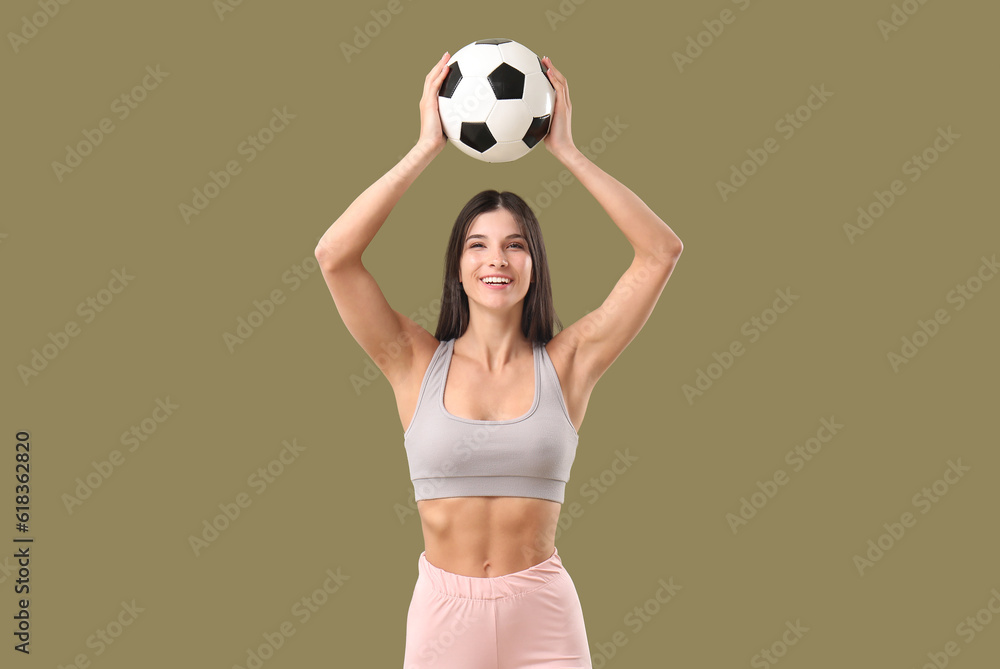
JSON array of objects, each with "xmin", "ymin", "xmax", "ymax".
[{"xmin": 417, "ymin": 546, "xmax": 564, "ymax": 600}]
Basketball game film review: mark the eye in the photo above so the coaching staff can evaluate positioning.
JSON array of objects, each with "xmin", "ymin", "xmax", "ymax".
[{"xmin": 469, "ymin": 242, "xmax": 525, "ymax": 249}]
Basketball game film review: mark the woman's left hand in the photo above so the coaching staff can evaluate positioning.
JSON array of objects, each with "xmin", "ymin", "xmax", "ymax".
[{"xmin": 541, "ymin": 56, "xmax": 576, "ymax": 160}]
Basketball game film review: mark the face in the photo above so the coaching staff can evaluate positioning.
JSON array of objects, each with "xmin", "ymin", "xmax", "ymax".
[{"xmin": 459, "ymin": 208, "xmax": 533, "ymax": 308}]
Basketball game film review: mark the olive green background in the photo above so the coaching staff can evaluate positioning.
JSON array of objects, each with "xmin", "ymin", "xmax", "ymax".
[{"xmin": 3, "ymin": 0, "xmax": 998, "ymax": 666}]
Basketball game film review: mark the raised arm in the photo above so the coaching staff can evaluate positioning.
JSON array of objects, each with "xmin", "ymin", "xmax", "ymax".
[
  {"xmin": 541, "ymin": 56, "xmax": 684, "ymax": 391},
  {"xmin": 314, "ymin": 52, "xmax": 451, "ymax": 385}
]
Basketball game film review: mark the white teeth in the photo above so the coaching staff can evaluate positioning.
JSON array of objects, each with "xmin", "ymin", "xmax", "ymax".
[{"xmin": 481, "ymin": 277, "xmax": 510, "ymax": 284}]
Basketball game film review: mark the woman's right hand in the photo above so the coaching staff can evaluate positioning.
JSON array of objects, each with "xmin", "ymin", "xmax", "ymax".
[{"xmin": 417, "ymin": 51, "xmax": 451, "ymax": 155}]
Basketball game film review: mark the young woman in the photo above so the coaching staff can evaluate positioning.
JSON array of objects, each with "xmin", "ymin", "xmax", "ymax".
[{"xmin": 315, "ymin": 51, "xmax": 683, "ymax": 669}]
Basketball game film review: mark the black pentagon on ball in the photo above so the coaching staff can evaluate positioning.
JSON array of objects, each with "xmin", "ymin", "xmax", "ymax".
[
  {"xmin": 522, "ymin": 115, "xmax": 551, "ymax": 149},
  {"xmin": 475, "ymin": 38, "xmax": 512, "ymax": 45},
  {"xmin": 487, "ymin": 63, "xmax": 525, "ymax": 100},
  {"xmin": 460, "ymin": 122, "xmax": 497, "ymax": 152},
  {"xmin": 440, "ymin": 62, "xmax": 462, "ymax": 99}
]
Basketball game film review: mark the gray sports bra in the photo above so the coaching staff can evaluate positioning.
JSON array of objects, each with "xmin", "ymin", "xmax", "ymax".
[{"xmin": 403, "ymin": 338, "xmax": 579, "ymax": 503}]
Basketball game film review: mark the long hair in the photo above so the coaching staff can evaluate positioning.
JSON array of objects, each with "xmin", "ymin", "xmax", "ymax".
[{"xmin": 434, "ymin": 190, "xmax": 562, "ymax": 344}]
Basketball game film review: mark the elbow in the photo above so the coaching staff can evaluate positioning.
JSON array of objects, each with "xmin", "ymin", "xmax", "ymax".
[
  {"xmin": 637, "ymin": 235, "xmax": 682, "ymax": 271},
  {"xmin": 648, "ymin": 222, "xmax": 682, "ymax": 257},
  {"xmin": 314, "ymin": 245, "xmax": 360, "ymax": 273},
  {"xmin": 314, "ymin": 244, "xmax": 341, "ymax": 271},
  {"xmin": 662, "ymin": 234, "xmax": 683, "ymax": 257}
]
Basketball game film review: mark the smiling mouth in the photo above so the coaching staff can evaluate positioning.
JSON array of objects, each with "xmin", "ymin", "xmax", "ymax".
[{"xmin": 480, "ymin": 277, "xmax": 512, "ymax": 288}]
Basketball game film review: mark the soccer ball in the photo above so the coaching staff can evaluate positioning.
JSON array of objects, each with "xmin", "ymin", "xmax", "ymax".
[{"xmin": 438, "ymin": 38, "xmax": 555, "ymax": 163}]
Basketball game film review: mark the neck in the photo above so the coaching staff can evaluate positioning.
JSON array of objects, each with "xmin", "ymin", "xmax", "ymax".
[{"xmin": 456, "ymin": 320, "xmax": 530, "ymax": 371}]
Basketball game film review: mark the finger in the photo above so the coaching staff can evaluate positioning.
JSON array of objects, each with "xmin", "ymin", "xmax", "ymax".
[
  {"xmin": 428, "ymin": 61, "xmax": 451, "ymax": 96},
  {"xmin": 545, "ymin": 68, "xmax": 567, "ymax": 93},
  {"xmin": 428, "ymin": 58, "xmax": 451, "ymax": 91},
  {"xmin": 424, "ymin": 68, "xmax": 448, "ymax": 100},
  {"xmin": 425, "ymin": 53, "xmax": 450, "ymax": 81},
  {"xmin": 544, "ymin": 58, "xmax": 566, "ymax": 85},
  {"xmin": 549, "ymin": 77, "xmax": 567, "ymax": 98}
]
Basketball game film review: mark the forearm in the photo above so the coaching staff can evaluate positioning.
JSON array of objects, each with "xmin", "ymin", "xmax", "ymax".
[
  {"xmin": 314, "ymin": 140, "xmax": 443, "ymax": 266},
  {"xmin": 556, "ymin": 147, "xmax": 683, "ymax": 257}
]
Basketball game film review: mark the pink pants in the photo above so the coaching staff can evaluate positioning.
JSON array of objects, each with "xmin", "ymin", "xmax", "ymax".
[{"xmin": 403, "ymin": 546, "xmax": 592, "ymax": 668}]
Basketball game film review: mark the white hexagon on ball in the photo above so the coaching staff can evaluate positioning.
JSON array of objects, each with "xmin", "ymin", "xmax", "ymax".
[
  {"xmin": 449, "ymin": 43, "xmax": 503, "ymax": 77},
  {"xmin": 439, "ymin": 76, "xmax": 495, "ymax": 138},
  {"xmin": 487, "ymin": 100, "xmax": 532, "ymax": 143},
  {"xmin": 497, "ymin": 41, "xmax": 542, "ymax": 77},
  {"xmin": 522, "ymin": 72, "xmax": 555, "ymax": 118}
]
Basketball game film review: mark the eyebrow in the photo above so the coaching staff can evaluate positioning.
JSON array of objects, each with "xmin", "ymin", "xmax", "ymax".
[{"xmin": 466, "ymin": 233, "xmax": 526, "ymax": 241}]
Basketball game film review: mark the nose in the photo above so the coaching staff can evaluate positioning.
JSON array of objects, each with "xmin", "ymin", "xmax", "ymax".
[{"xmin": 490, "ymin": 252, "xmax": 508, "ymax": 267}]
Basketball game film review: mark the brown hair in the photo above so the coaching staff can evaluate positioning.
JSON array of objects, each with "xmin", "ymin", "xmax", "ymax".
[{"xmin": 434, "ymin": 190, "xmax": 562, "ymax": 344}]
